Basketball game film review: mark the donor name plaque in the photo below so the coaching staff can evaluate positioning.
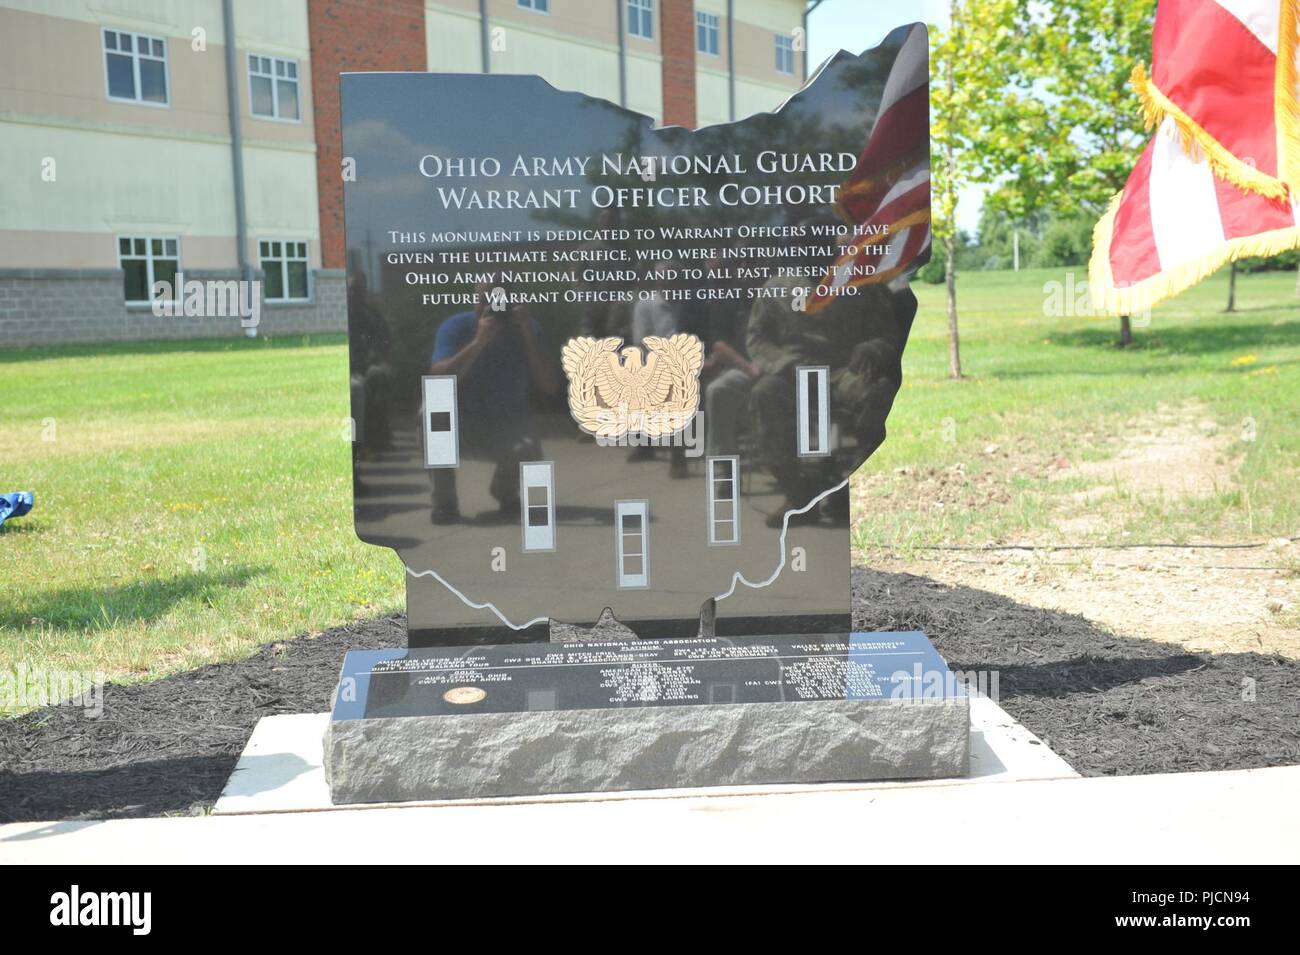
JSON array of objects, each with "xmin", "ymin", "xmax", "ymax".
[{"xmin": 324, "ymin": 632, "xmax": 969, "ymax": 804}]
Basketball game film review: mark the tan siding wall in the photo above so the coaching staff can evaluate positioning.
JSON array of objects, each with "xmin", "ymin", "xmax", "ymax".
[
  {"xmin": 0, "ymin": 1, "xmax": 319, "ymax": 273},
  {"xmin": 426, "ymin": 1, "xmax": 483, "ymax": 71},
  {"xmin": 431, "ymin": 0, "xmax": 664, "ymax": 124},
  {"xmin": 0, "ymin": 9, "xmax": 232, "ymax": 138},
  {"xmin": 487, "ymin": 0, "xmax": 623, "ymax": 47}
]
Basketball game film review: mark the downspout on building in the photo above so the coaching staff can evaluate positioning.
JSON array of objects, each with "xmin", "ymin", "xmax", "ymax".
[{"xmin": 221, "ymin": 0, "xmax": 253, "ymax": 335}]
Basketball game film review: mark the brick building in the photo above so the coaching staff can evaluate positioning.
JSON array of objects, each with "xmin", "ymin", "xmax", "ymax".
[{"xmin": 0, "ymin": 0, "xmax": 809, "ymax": 346}]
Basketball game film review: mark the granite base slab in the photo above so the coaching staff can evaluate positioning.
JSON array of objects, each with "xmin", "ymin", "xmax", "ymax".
[
  {"xmin": 324, "ymin": 632, "xmax": 969, "ymax": 804},
  {"xmin": 325, "ymin": 695, "xmax": 969, "ymax": 804}
]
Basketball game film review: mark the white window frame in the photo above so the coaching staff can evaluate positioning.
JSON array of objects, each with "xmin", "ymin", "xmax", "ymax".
[
  {"xmin": 796, "ymin": 366, "xmax": 831, "ymax": 457},
  {"xmin": 247, "ymin": 53, "xmax": 301, "ymax": 122},
  {"xmin": 615, "ymin": 500, "xmax": 649, "ymax": 589},
  {"xmin": 520, "ymin": 461, "xmax": 556, "ymax": 552},
  {"xmin": 102, "ymin": 27, "xmax": 170, "ymax": 108},
  {"xmin": 696, "ymin": 11, "xmax": 720, "ymax": 56},
  {"xmin": 118, "ymin": 235, "xmax": 180, "ymax": 305},
  {"xmin": 775, "ymin": 33, "xmax": 795, "ymax": 75},
  {"xmin": 259, "ymin": 239, "xmax": 311, "ymax": 302},
  {"xmin": 517, "ymin": 0, "xmax": 549, "ymax": 12},
  {"xmin": 706, "ymin": 455, "xmax": 740, "ymax": 545},
  {"xmin": 421, "ymin": 375, "xmax": 460, "ymax": 469},
  {"xmin": 627, "ymin": 0, "xmax": 654, "ymax": 39}
]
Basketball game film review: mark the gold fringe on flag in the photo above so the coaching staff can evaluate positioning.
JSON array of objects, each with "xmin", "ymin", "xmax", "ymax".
[
  {"xmin": 1088, "ymin": 192, "xmax": 1300, "ymax": 317},
  {"xmin": 1278, "ymin": 0, "xmax": 1300, "ymax": 193},
  {"xmin": 1130, "ymin": 63, "xmax": 1292, "ymax": 202}
]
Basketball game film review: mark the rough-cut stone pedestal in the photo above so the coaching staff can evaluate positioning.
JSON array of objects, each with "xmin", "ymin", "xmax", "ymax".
[
  {"xmin": 324, "ymin": 633, "xmax": 970, "ymax": 804},
  {"xmin": 325, "ymin": 696, "xmax": 968, "ymax": 804}
]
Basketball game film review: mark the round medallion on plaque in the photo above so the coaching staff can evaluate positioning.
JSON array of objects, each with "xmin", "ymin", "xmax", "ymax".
[{"xmin": 443, "ymin": 686, "xmax": 486, "ymax": 705}]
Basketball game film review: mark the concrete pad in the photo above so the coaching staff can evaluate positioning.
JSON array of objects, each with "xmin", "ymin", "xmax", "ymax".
[
  {"xmin": 212, "ymin": 695, "xmax": 1076, "ymax": 815},
  {"xmin": 4, "ymin": 766, "xmax": 1297, "ymax": 864},
  {"xmin": 214, "ymin": 713, "xmax": 330, "ymax": 815}
]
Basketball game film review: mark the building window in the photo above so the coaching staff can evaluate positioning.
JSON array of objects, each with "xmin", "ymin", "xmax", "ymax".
[
  {"xmin": 520, "ymin": 462, "xmax": 556, "ymax": 552},
  {"xmin": 775, "ymin": 33, "xmax": 795, "ymax": 75},
  {"xmin": 248, "ymin": 54, "xmax": 300, "ymax": 121},
  {"xmin": 118, "ymin": 236, "xmax": 178, "ymax": 304},
  {"xmin": 422, "ymin": 376, "xmax": 459, "ymax": 468},
  {"xmin": 796, "ymin": 366, "xmax": 831, "ymax": 457},
  {"xmin": 706, "ymin": 456, "xmax": 740, "ymax": 545},
  {"xmin": 259, "ymin": 240, "xmax": 309, "ymax": 301},
  {"xmin": 103, "ymin": 29, "xmax": 169, "ymax": 105},
  {"xmin": 615, "ymin": 500, "xmax": 649, "ymax": 589},
  {"xmin": 696, "ymin": 11, "xmax": 720, "ymax": 56},
  {"xmin": 627, "ymin": 0, "xmax": 654, "ymax": 39},
  {"xmin": 517, "ymin": 0, "xmax": 549, "ymax": 11}
]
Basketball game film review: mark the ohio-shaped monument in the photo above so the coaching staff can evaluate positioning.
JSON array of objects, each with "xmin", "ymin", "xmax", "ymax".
[{"xmin": 343, "ymin": 24, "xmax": 931, "ymax": 644}]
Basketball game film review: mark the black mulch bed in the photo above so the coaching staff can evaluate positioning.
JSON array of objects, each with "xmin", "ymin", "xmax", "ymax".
[
  {"xmin": 853, "ymin": 570, "xmax": 1299, "ymax": 777},
  {"xmin": 2, "ymin": 569, "xmax": 1297, "ymax": 822}
]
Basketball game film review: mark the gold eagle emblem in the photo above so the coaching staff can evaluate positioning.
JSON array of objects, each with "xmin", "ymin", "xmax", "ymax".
[{"xmin": 561, "ymin": 334, "xmax": 704, "ymax": 437}]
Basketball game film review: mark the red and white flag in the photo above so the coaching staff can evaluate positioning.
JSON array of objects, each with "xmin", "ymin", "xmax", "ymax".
[
  {"xmin": 1092, "ymin": 0, "xmax": 1300, "ymax": 315},
  {"xmin": 808, "ymin": 23, "xmax": 931, "ymax": 313},
  {"xmin": 1133, "ymin": 0, "xmax": 1298, "ymax": 200}
]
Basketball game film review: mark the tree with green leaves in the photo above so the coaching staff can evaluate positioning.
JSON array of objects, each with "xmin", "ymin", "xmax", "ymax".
[
  {"xmin": 930, "ymin": 0, "xmax": 1019, "ymax": 377},
  {"xmin": 976, "ymin": 0, "xmax": 1156, "ymax": 344}
]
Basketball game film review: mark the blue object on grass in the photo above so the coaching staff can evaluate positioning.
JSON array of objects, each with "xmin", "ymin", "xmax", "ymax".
[{"xmin": 0, "ymin": 492, "xmax": 34, "ymax": 528}]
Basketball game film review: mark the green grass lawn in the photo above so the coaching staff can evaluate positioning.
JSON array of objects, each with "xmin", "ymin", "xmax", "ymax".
[
  {"xmin": 857, "ymin": 267, "xmax": 1300, "ymax": 557},
  {"xmin": 0, "ymin": 336, "xmax": 402, "ymax": 688},
  {"xmin": 2, "ymin": 267, "xmax": 1298, "ymax": 694}
]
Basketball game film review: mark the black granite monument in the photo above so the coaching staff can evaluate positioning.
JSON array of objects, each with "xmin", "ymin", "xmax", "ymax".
[
  {"xmin": 327, "ymin": 24, "xmax": 966, "ymax": 803},
  {"xmin": 343, "ymin": 24, "xmax": 932, "ymax": 645}
]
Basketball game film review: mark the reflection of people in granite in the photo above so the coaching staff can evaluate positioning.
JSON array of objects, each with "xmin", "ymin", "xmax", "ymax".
[
  {"xmin": 577, "ymin": 208, "xmax": 632, "ymax": 340},
  {"xmin": 428, "ymin": 278, "xmax": 562, "ymax": 524},
  {"xmin": 747, "ymin": 271, "xmax": 905, "ymax": 527},
  {"xmin": 627, "ymin": 261, "xmax": 690, "ymax": 476},
  {"xmin": 682, "ymin": 250, "xmax": 762, "ymax": 458},
  {"xmin": 348, "ymin": 270, "xmax": 394, "ymax": 463},
  {"xmin": 630, "ymin": 259, "xmax": 678, "ymax": 342}
]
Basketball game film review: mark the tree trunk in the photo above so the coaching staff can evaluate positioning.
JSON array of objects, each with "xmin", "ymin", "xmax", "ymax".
[
  {"xmin": 1118, "ymin": 315, "xmax": 1133, "ymax": 347},
  {"xmin": 945, "ymin": 233, "xmax": 963, "ymax": 378},
  {"xmin": 1226, "ymin": 261, "xmax": 1237, "ymax": 312},
  {"xmin": 943, "ymin": 0, "xmax": 962, "ymax": 381}
]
